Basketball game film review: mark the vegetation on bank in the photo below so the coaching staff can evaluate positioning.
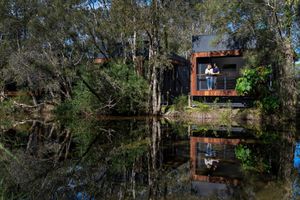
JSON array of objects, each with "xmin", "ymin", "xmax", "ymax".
[{"xmin": 54, "ymin": 62, "xmax": 149, "ymax": 116}]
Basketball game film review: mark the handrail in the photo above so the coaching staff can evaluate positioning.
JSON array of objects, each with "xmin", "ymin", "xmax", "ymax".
[
  {"xmin": 196, "ymin": 74, "xmax": 238, "ymax": 79},
  {"xmin": 196, "ymin": 74, "xmax": 238, "ymax": 90}
]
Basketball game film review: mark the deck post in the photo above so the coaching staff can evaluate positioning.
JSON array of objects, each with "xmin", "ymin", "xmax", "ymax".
[{"xmin": 188, "ymin": 94, "xmax": 192, "ymax": 107}]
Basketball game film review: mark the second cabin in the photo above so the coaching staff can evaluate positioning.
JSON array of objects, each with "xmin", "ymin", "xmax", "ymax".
[{"xmin": 190, "ymin": 35, "xmax": 245, "ymax": 98}]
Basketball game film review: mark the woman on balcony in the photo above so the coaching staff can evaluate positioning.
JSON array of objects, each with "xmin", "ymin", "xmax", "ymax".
[{"xmin": 205, "ymin": 64, "xmax": 213, "ymax": 90}]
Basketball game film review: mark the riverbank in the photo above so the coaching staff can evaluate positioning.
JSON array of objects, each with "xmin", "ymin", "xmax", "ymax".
[{"xmin": 162, "ymin": 105, "xmax": 280, "ymax": 128}]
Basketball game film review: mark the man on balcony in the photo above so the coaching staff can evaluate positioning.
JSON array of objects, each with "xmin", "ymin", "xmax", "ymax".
[{"xmin": 212, "ymin": 63, "xmax": 220, "ymax": 89}]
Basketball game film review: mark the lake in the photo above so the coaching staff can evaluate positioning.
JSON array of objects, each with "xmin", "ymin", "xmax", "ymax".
[{"xmin": 0, "ymin": 116, "xmax": 299, "ymax": 200}]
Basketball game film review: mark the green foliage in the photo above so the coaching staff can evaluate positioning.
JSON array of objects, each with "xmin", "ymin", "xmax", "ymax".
[
  {"xmin": 168, "ymin": 122, "xmax": 189, "ymax": 137},
  {"xmin": 173, "ymin": 95, "xmax": 188, "ymax": 112},
  {"xmin": 0, "ymin": 100, "xmax": 14, "ymax": 115},
  {"xmin": 235, "ymin": 145, "xmax": 270, "ymax": 173},
  {"xmin": 55, "ymin": 81, "xmax": 107, "ymax": 117},
  {"xmin": 236, "ymin": 66, "xmax": 280, "ymax": 113},
  {"xmin": 0, "ymin": 143, "xmax": 18, "ymax": 162},
  {"xmin": 255, "ymin": 96, "xmax": 280, "ymax": 114},
  {"xmin": 109, "ymin": 140, "xmax": 149, "ymax": 172},
  {"xmin": 54, "ymin": 62, "xmax": 149, "ymax": 116},
  {"xmin": 0, "ymin": 178, "xmax": 28, "ymax": 200},
  {"xmin": 192, "ymin": 101, "xmax": 211, "ymax": 112},
  {"xmin": 236, "ymin": 66, "xmax": 272, "ymax": 96},
  {"xmin": 71, "ymin": 83, "xmax": 96, "ymax": 114},
  {"xmin": 235, "ymin": 145, "xmax": 251, "ymax": 163},
  {"xmin": 255, "ymin": 131, "xmax": 280, "ymax": 144},
  {"xmin": 103, "ymin": 62, "xmax": 148, "ymax": 114}
]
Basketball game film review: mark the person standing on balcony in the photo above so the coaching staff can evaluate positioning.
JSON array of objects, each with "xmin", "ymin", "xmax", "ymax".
[
  {"xmin": 212, "ymin": 63, "xmax": 220, "ymax": 89},
  {"xmin": 205, "ymin": 64, "xmax": 213, "ymax": 90}
]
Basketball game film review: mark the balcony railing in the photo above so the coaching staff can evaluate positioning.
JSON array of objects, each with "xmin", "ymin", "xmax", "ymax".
[{"xmin": 196, "ymin": 74, "xmax": 238, "ymax": 90}]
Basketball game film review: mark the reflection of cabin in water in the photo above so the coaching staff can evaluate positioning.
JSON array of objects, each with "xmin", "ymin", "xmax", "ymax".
[
  {"xmin": 189, "ymin": 126, "xmax": 255, "ymax": 196},
  {"xmin": 191, "ymin": 35, "xmax": 245, "ymax": 97}
]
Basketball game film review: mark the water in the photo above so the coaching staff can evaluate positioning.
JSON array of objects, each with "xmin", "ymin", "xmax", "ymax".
[{"xmin": 0, "ymin": 116, "xmax": 299, "ymax": 200}]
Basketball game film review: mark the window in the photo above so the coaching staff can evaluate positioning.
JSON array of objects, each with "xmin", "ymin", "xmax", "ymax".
[{"xmin": 222, "ymin": 64, "xmax": 237, "ymax": 72}]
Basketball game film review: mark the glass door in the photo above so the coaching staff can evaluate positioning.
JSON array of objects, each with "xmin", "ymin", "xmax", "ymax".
[{"xmin": 197, "ymin": 63, "xmax": 208, "ymax": 90}]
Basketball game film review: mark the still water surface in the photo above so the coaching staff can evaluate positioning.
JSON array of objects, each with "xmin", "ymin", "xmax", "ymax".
[{"xmin": 0, "ymin": 116, "xmax": 299, "ymax": 200}]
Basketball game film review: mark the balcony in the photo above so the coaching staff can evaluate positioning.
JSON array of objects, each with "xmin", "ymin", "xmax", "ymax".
[{"xmin": 191, "ymin": 74, "xmax": 238, "ymax": 96}]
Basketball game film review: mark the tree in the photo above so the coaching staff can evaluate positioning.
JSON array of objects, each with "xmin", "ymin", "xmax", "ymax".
[
  {"xmin": 0, "ymin": 0, "xmax": 90, "ymax": 104},
  {"xmin": 199, "ymin": 0, "xmax": 299, "ymax": 119},
  {"xmin": 0, "ymin": 0, "xmax": 202, "ymax": 115}
]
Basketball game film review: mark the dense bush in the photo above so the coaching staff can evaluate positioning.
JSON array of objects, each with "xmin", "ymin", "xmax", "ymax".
[
  {"xmin": 99, "ymin": 62, "xmax": 149, "ymax": 115},
  {"xmin": 55, "ymin": 62, "xmax": 149, "ymax": 116},
  {"xmin": 236, "ymin": 66, "xmax": 271, "ymax": 96},
  {"xmin": 236, "ymin": 66, "xmax": 279, "ymax": 113},
  {"xmin": 255, "ymin": 96, "xmax": 280, "ymax": 114},
  {"xmin": 235, "ymin": 144, "xmax": 270, "ymax": 173}
]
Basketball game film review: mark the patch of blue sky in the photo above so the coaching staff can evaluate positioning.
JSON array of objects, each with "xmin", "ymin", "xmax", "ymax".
[
  {"xmin": 84, "ymin": 0, "xmax": 111, "ymax": 10},
  {"xmin": 296, "ymin": 48, "xmax": 300, "ymax": 63}
]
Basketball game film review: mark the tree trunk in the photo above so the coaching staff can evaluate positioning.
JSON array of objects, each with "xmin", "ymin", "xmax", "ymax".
[
  {"xmin": 279, "ymin": 41, "xmax": 297, "ymax": 119},
  {"xmin": 147, "ymin": 0, "xmax": 161, "ymax": 115}
]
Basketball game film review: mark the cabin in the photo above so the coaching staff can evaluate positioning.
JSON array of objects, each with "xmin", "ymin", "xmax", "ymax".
[
  {"xmin": 161, "ymin": 53, "xmax": 190, "ymax": 105},
  {"xmin": 190, "ymin": 35, "xmax": 245, "ymax": 99}
]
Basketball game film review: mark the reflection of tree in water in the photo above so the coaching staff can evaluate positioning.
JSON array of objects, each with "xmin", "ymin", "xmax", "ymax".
[
  {"xmin": 1, "ymin": 117, "xmax": 298, "ymax": 199},
  {"xmin": 234, "ymin": 122, "xmax": 297, "ymax": 200},
  {"xmin": 147, "ymin": 118, "xmax": 162, "ymax": 200},
  {"xmin": 0, "ymin": 117, "xmax": 171, "ymax": 199},
  {"xmin": 0, "ymin": 120, "xmax": 75, "ymax": 199}
]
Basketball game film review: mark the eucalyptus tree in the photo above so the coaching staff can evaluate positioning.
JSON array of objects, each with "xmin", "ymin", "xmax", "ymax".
[
  {"xmin": 0, "ymin": 0, "xmax": 201, "ymax": 114},
  {"xmin": 105, "ymin": 0, "xmax": 200, "ymax": 114},
  {"xmin": 0, "ymin": 0, "xmax": 91, "ymax": 104}
]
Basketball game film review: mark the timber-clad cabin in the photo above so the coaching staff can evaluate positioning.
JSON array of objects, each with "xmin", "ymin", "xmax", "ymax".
[{"xmin": 191, "ymin": 35, "xmax": 245, "ymax": 97}]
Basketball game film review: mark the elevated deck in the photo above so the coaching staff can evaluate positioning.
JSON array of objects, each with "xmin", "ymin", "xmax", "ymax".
[{"xmin": 191, "ymin": 89, "xmax": 237, "ymax": 96}]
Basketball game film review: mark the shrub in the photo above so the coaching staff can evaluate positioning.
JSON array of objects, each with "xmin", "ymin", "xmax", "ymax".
[
  {"xmin": 236, "ymin": 66, "xmax": 271, "ymax": 96},
  {"xmin": 236, "ymin": 66, "xmax": 280, "ymax": 113},
  {"xmin": 255, "ymin": 96, "xmax": 280, "ymax": 114},
  {"xmin": 102, "ymin": 62, "xmax": 148, "ymax": 114},
  {"xmin": 55, "ymin": 62, "xmax": 149, "ymax": 116},
  {"xmin": 192, "ymin": 101, "xmax": 211, "ymax": 112},
  {"xmin": 235, "ymin": 144, "xmax": 270, "ymax": 173},
  {"xmin": 173, "ymin": 95, "xmax": 188, "ymax": 111},
  {"xmin": 54, "ymin": 83, "xmax": 96, "ymax": 117}
]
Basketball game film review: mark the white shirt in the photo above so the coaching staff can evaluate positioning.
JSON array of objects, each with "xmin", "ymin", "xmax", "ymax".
[{"xmin": 205, "ymin": 68, "xmax": 213, "ymax": 76}]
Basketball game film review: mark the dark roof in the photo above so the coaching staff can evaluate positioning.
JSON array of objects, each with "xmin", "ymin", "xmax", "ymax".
[
  {"xmin": 192, "ymin": 35, "xmax": 242, "ymax": 53},
  {"xmin": 168, "ymin": 53, "xmax": 190, "ymax": 65}
]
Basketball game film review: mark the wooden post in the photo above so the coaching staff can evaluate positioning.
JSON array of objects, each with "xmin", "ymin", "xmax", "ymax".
[{"xmin": 188, "ymin": 94, "xmax": 192, "ymax": 107}]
